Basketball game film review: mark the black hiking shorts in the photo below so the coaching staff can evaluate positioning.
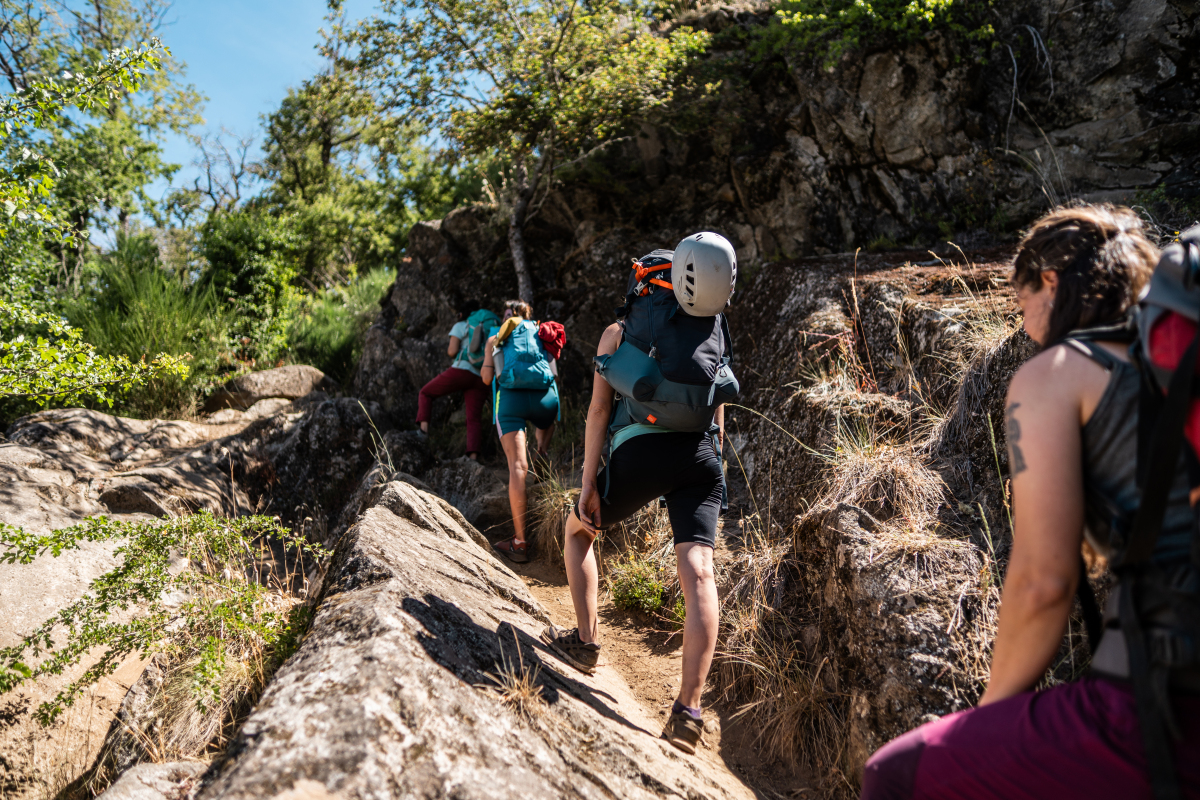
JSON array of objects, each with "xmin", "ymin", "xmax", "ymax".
[{"xmin": 589, "ymin": 431, "xmax": 723, "ymax": 548}]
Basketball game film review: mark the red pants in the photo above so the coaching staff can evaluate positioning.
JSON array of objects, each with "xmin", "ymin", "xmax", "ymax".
[
  {"xmin": 861, "ymin": 676, "xmax": 1200, "ymax": 799},
  {"xmin": 416, "ymin": 367, "xmax": 485, "ymax": 455}
]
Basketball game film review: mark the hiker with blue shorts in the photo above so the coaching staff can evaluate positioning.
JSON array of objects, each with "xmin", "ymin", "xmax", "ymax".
[{"xmin": 481, "ymin": 299, "xmax": 566, "ymax": 564}]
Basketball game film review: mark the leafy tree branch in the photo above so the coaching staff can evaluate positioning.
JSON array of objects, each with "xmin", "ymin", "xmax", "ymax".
[{"xmin": 346, "ymin": 0, "xmax": 710, "ymax": 303}]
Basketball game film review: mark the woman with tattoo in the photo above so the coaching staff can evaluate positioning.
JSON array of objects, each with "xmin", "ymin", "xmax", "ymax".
[{"xmin": 861, "ymin": 205, "xmax": 1200, "ymax": 799}]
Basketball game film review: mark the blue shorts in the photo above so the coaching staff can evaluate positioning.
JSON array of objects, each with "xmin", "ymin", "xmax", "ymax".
[{"xmin": 495, "ymin": 385, "xmax": 559, "ymax": 437}]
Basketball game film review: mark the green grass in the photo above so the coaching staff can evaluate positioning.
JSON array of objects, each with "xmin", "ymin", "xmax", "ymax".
[
  {"xmin": 287, "ymin": 267, "xmax": 395, "ymax": 385},
  {"xmin": 65, "ymin": 233, "xmax": 232, "ymax": 419}
]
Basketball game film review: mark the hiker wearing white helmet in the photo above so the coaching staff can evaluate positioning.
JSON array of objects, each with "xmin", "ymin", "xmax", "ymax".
[{"xmin": 541, "ymin": 232, "xmax": 739, "ymax": 756}]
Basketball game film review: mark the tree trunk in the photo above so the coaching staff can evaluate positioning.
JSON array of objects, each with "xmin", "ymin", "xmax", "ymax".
[{"xmin": 508, "ymin": 160, "xmax": 535, "ymax": 306}]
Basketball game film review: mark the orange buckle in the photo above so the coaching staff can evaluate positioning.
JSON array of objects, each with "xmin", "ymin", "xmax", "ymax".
[{"xmin": 632, "ymin": 260, "xmax": 672, "ymax": 296}]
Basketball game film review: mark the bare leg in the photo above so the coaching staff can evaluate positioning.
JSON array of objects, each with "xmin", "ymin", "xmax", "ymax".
[
  {"xmin": 420, "ymin": 421, "xmax": 429, "ymax": 434},
  {"xmin": 564, "ymin": 509, "xmax": 600, "ymax": 643},
  {"xmin": 500, "ymin": 429, "xmax": 530, "ymax": 543},
  {"xmin": 675, "ymin": 542, "xmax": 718, "ymax": 709},
  {"xmin": 534, "ymin": 422, "xmax": 555, "ymax": 455}
]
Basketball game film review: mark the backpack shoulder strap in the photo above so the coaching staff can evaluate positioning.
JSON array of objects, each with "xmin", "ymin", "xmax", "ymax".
[
  {"xmin": 1061, "ymin": 337, "xmax": 1122, "ymax": 371},
  {"xmin": 720, "ymin": 314, "xmax": 734, "ymax": 365}
]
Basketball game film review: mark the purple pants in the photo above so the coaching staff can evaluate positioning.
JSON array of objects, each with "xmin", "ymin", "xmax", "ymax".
[
  {"xmin": 862, "ymin": 677, "xmax": 1200, "ymax": 800},
  {"xmin": 416, "ymin": 367, "xmax": 485, "ymax": 455}
]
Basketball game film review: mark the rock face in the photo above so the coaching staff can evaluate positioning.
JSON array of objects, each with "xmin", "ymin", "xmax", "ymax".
[
  {"xmin": 204, "ymin": 365, "xmax": 337, "ymax": 412},
  {"xmin": 352, "ymin": 0, "xmax": 1196, "ymax": 428},
  {"xmin": 803, "ymin": 504, "xmax": 988, "ymax": 772},
  {"xmin": 232, "ymin": 396, "xmax": 393, "ymax": 538},
  {"xmin": 423, "ymin": 456, "xmax": 511, "ymax": 531},
  {"xmin": 199, "ymin": 479, "xmax": 754, "ymax": 800}
]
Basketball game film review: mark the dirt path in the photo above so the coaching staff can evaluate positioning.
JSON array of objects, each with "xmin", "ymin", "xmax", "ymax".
[{"xmin": 513, "ymin": 559, "xmax": 816, "ymax": 799}]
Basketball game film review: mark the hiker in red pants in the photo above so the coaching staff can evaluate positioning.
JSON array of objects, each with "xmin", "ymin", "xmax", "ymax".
[
  {"xmin": 416, "ymin": 302, "xmax": 499, "ymax": 460},
  {"xmin": 862, "ymin": 206, "xmax": 1200, "ymax": 800}
]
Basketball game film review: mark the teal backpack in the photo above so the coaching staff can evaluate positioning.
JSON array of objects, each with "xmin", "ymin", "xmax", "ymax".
[
  {"xmin": 496, "ymin": 320, "xmax": 555, "ymax": 390},
  {"xmin": 463, "ymin": 309, "xmax": 501, "ymax": 368}
]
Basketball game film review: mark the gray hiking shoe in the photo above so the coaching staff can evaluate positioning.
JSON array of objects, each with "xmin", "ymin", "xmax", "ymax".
[
  {"xmin": 540, "ymin": 625, "xmax": 600, "ymax": 675},
  {"xmin": 662, "ymin": 710, "xmax": 704, "ymax": 754}
]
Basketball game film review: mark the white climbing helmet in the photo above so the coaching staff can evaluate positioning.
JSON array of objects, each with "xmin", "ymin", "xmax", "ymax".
[{"xmin": 671, "ymin": 232, "xmax": 737, "ymax": 317}]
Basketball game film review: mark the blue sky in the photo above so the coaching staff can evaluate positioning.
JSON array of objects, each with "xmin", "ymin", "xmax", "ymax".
[{"xmin": 147, "ymin": 0, "xmax": 377, "ymax": 203}]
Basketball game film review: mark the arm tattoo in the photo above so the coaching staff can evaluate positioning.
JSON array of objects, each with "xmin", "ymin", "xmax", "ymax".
[{"xmin": 1005, "ymin": 402, "xmax": 1028, "ymax": 476}]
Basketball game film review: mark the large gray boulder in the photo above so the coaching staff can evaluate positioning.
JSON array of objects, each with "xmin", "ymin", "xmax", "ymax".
[
  {"xmin": 199, "ymin": 479, "xmax": 754, "ymax": 800},
  {"xmin": 204, "ymin": 365, "xmax": 336, "ymax": 412},
  {"xmin": 99, "ymin": 762, "xmax": 207, "ymax": 800},
  {"xmin": 423, "ymin": 456, "xmax": 510, "ymax": 531}
]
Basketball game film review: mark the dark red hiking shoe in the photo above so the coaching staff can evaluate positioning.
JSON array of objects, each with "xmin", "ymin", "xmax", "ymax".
[
  {"xmin": 540, "ymin": 625, "xmax": 600, "ymax": 675},
  {"xmin": 493, "ymin": 537, "xmax": 529, "ymax": 563}
]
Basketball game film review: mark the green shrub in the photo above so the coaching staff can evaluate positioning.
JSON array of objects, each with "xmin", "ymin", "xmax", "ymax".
[
  {"xmin": 288, "ymin": 266, "xmax": 394, "ymax": 384},
  {"xmin": 65, "ymin": 232, "xmax": 230, "ymax": 418},
  {"xmin": 608, "ymin": 552, "xmax": 669, "ymax": 615},
  {"xmin": 0, "ymin": 298, "xmax": 189, "ymax": 424},
  {"xmin": 755, "ymin": 0, "xmax": 994, "ymax": 67},
  {"xmin": 199, "ymin": 208, "xmax": 302, "ymax": 368},
  {"xmin": 0, "ymin": 223, "xmax": 58, "ymax": 312},
  {"xmin": 0, "ymin": 510, "xmax": 326, "ymax": 731}
]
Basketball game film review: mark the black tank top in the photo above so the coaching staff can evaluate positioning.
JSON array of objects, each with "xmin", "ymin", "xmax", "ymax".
[{"xmin": 1071, "ymin": 340, "xmax": 1194, "ymax": 564}]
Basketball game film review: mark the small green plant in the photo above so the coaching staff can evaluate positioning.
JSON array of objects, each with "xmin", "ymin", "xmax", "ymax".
[
  {"xmin": 0, "ymin": 511, "xmax": 327, "ymax": 726},
  {"xmin": 608, "ymin": 551, "xmax": 669, "ymax": 615},
  {"xmin": 288, "ymin": 266, "xmax": 395, "ymax": 384},
  {"xmin": 867, "ymin": 235, "xmax": 900, "ymax": 252},
  {"xmin": 665, "ymin": 596, "xmax": 686, "ymax": 630}
]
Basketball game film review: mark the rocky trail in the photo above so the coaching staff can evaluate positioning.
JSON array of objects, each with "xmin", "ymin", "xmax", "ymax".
[
  {"xmin": 0, "ymin": 385, "xmax": 791, "ymax": 799},
  {"xmin": 0, "ymin": 239, "xmax": 1149, "ymax": 800},
  {"xmin": 517, "ymin": 559, "xmax": 815, "ymax": 799}
]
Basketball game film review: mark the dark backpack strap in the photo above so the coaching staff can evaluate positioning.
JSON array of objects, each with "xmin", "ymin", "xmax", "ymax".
[
  {"xmin": 1065, "ymin": 313, "xmax": 1139, "ymax": 346},
  {"xmin": 1077, "ymin": 555, "xmax": 1103, "ymax": 653},
  {"xmin": 1062, "ymin": 337, "xmax": 1121, "ymax": 371},
  {"xmin": 720, "ymin": 314, "xmax": 734, "ymax": 365},
  {"xmin": 1064, "ymin": 333, "xmax": 1124, "ymax": 654},
  {"xmin": 1117, "ymin": 317, "xmax": 1200, "ymax": 800}
]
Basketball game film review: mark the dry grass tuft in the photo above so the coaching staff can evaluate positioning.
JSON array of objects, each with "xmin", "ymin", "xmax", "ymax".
[
  {"xmin": 482, "ymin": 629, "xmax": 546, "ymax": 724},
  {"xmin": 527, "ymin": 457, "xmax": 577, "ymax": 562},
  {"xmin": 811, "ymin": 418, "xmax": 948, "ymax": 527},
  {"xmin": 722, "ymin": 621, "xmax": 846, "ymax": 779}
]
